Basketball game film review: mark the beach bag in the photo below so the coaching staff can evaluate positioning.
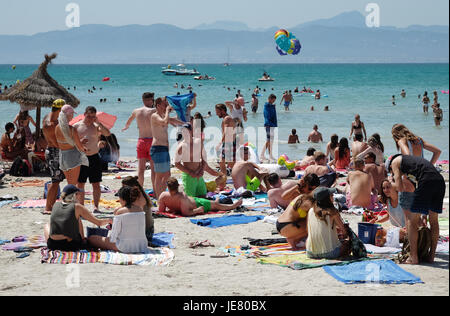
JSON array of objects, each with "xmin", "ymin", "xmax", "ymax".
[
  {"xmin": 396, "ymin": 226, "xmax": 431, "ymax": 264},
  {"xmin": 9, "ymin": 157, "xmax": 32, "ymax": 177},
  {"xmin": 345, "ymin": 223, "xmax": 367, "ymax": 259}
]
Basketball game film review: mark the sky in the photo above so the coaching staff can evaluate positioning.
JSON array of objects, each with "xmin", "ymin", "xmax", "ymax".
[{"xmin": 0, "ymin": 0, "xmax": 448, "ymax": 35}]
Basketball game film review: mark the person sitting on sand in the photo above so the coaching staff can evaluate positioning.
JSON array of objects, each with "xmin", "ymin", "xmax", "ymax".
[
  {"xmin": 88, "ymin": 186, "xmax": 148, "ymax": 253},
  {"xmin": 331, "ymin": 137, "xmax": 351, "ymax": 170},
  {"xmin": 346, "ymin": 159, "xmax": 377, "ymax": 210},
  {"xmin": 295, "ymin": 147, "xmax": 317, "ymax": 170},
  {"xmin": 158, "ymin": 177, "xmax": 243, "ymax": 216},
  {"xmin": 304, "ymin": 152, "xmax": 337, "ymax": 188},
  {"xmin": 267, "ymin": 173, "xmax": 298, "ymax": 209},
  {"xmin": 370, "ymin": 178, "xmax": 406, "ymax": 228},
  {"xmin": 0, "ymin": 122, "xmax": 28, "ymax": 160},
  {"xmin": 351, "ymin": 134, "xmax": 368, "ymax": 163},
  {"xmin": 121, "ymin": 176, "xmax": 155, "ymax": 245},
  {"xmin": 326, "ymin": 134, "xmax": 339, "ymax": 161},
  {"xmin": 355, "ymin": 135, "xmax": 385, "ymax": 165},
  {"xmin": 231, "ymin": 147, "xmax": 269, "ymax": 192},
  {"xmin": 288, "ymin": 129, "xmax": 300, "ymax": 144},
  {"xmin": 276, "ymin": 193, "xmax": 315, "ymax": 250},
  {"xmin": 306, "ymin": 187, "xmax": 349, "ymax": 259},
  {"xmin": 363, "ymin": 152, "xmax": 386, "ymax": 193},
  {"xmin": 308, "ymin": 125, "xmax": 323, "ymax": 143},
  {"xmin": 44, "ymin": 185, "xmax": 112, "ymax": 251}
]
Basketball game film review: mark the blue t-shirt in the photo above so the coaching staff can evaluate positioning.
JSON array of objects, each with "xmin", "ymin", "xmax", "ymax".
[{"xmin": 264, "ymin": 102, "xmax": 277, "ymax": 127}]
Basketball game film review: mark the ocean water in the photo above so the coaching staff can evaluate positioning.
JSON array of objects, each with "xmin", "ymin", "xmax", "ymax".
[{"xmin": 0, "ymin": 64, "xmax": 448, "ymax": 160}]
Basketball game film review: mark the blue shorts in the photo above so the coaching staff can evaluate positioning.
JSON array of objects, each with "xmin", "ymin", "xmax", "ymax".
[{"xmin": 150, "ymin": 146, "xmax": 171, "ymax": 173}]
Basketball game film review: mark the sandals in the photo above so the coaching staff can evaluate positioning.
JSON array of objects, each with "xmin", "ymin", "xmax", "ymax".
[{"xmin": 189, "ymin": 240, "xmax": 215, "ymax": 249}]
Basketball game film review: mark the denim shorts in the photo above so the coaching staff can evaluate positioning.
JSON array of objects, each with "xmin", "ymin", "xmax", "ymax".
[
  {"xmin": 307, "ymin": 246, "xmax": 341, "ymax": 260},
  {"xmin": 399, "ymin": 192, "xmax": 415, "ymax": 211}
]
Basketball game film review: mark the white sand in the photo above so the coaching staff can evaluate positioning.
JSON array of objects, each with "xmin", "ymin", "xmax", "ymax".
[{"xmin": 0, "ymin": 161, "xmax": 448, "ymax": 296}]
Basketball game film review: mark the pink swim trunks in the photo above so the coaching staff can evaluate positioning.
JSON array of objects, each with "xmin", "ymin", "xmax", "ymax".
[
  {"xmin": 137, "ymin": 138, "xmax": 153, "ymax": 160},
  {"xmin": 346, "ymin": 191, "xmax": 378, "ymax": 210}
]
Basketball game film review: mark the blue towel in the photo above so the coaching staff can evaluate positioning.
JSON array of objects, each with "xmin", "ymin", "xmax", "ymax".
[
  {"xmin": 151, "ymin": 232, "xmax": 175, "ymax": 249},
  {"xmin": 166, "ymin": 93, "xmax": 195, "ymax": 122},
  {"xmin": 323, "ymin": 260, "xmax": 424, "ymax": 284},
  {"xmin": 190, "ymin": 214, "xmax": 264, "ymax": 228}
]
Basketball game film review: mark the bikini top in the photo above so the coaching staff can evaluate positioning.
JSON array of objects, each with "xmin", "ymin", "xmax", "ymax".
[
  {"xmin": 407, "ymin": 139, "xmax": 424, "ymax": 158},
  {"xmin": 290, "ymin": 200, "xmax": 308, "ymax": 218},
  {"xmin": 353, "ymin": 121, "xmax": 362, "ymax": 130}
]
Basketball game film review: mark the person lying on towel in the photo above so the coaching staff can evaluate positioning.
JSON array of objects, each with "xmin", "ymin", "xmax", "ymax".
[{"xmin": 158, "ymin": 177, "xmax": 243, "ymax": 216}]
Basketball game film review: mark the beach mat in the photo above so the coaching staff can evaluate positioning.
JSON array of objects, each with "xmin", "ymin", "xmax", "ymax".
[
  {"xmin": 2, "ymin": 235, "xmax": 46, "ymax": 251},
  {"xmin": 190, "ymin": 214, "xmax": 264, "ymax": 228},
  {"xmin": 12, "ymin": 199, "xmax": 47, "ymax": 209},
  {"xmin": 41, "ymin": 247, "xmax": 174, "ymax": 266},
  {"xmin": 323, "ymin": 259, "xmax": 424, "ymax": 284},
  {"xmin": 151, "ymin": 232, "xmax": 175, "ymax": 249}
]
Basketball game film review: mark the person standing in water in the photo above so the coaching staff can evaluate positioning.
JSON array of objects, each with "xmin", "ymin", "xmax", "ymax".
[{"xmin": 350, "ymin": 114, "xmax": 367, "ymax": 142}]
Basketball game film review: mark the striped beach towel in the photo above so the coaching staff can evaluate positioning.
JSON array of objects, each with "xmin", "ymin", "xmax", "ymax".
[{"xmin": 40, "ymin": 247, "xmax": 174, "ymax": 266}]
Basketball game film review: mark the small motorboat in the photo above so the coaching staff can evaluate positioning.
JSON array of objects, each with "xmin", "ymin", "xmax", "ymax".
[
  {"xmin": 162, "ymin": 64, "xmax": 200, "ymax": 76},
  {"xmin": 258, "ymin": 72, "xmax": 274, "ymax": 82},
  {"xmin": 194, "ymin": 75, "xmax": 216, "ymax": 81}
]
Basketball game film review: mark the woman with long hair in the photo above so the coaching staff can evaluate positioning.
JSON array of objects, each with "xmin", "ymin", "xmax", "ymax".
[
  {"xmin": 356, "ymin": 134, "xmax": 385, "ymax": 164},
  {"xmin": 88, "ymin": 186, "xmax": 148, "ymax": 253},
  {"xmin": 332, "ymin": 137, "xmax": 351, "ymax": 169},
  {"xmin": 55, "ymin": 105, "xmax": 88, "ymax": 185},
  {"xmin": 121, "ymin": 176, "xmax": 154, "ymax": 245},
  {"xmin": 326, "ymin": 134, "xmax": 339, "ymax": 161},
  {"xmin": 391, "ymin": 124, "xmax": 441, "ymax": 164}
]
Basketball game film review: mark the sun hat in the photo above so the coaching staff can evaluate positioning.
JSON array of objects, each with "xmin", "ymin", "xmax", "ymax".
[
  {"xmin": 52, "ymin": 99, "xmax": 66, "ymax": 109},
  {"xmin": 61, "ymin": 104, "xmax": 75, "ymax": 115}
]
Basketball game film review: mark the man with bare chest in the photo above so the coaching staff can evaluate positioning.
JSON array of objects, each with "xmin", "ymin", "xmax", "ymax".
[
  {"xmin": 122, "ymin": 92, "xmax": 156, "ymax": 187},
  {"xmin": 42, "ymin": 99, "xmax": 65, "ymax": 214}
]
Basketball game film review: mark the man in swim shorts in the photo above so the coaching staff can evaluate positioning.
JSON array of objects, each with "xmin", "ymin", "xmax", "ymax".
[
  {"xmin": 158, "ymin": 177, "xmax": 243, "ymax": 216},
  {"xmin": 42, "ymin": 99, "xmax": 66, "ymax": 214},
  {"xmin": 174, "ymin": 123, "xmax": 221, "ymax": 197},
  {"xmin": 74, "ymin": 106, "xmax": 111, "ymax": 212},
  {"xmin": 231, "ymin": 146, "xmax": 269, "ymax": 192},
  {"xmin": 151, "ymin": 97, "xmax": 184, "ymax": 199},
  {"xmin": 346, "ymin": 159, "xmax": 377, "ymax": 210},
  {"xmin": 215, "ymin": 103, "xmax": 237, "ymax": 175},
  {"xmin": 122, "ymin": 92, "xmax": 157, "ymax": 187},
  {"xmin": 304, "ymin": 151, "xmax": 337, "ymax": 188}
]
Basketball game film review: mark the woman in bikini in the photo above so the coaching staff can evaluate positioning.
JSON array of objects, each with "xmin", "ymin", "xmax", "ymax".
[
  {"xmin": 422, "ymin": 91, "xmax": 430, "ymax": 114},
  {"xmin": 350, "ymin": 114, "xmax": 367, "ymax": 142},
  {"xmin": 55, "ymin": 105, "xmax": 88, "ymax": 185},
  {"xmin": 13, "ymin": 110, "xmax": 36, "ymax": 147},
  {"xmin": 276, "ymin": 194, "xmax": 315, "ymax": 250}
]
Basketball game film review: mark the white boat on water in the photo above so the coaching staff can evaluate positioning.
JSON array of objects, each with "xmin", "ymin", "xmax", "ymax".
[
  {"xmin": 162, "ymin": 64, "xmax": 200, "ymax": 76},
  {"xmin": 258, "ymin": 72, "xmax": 274, "ymax": 82}
]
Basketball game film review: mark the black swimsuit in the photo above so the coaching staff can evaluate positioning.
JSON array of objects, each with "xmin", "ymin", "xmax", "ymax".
[{"xmin": 276, "ymin": 220, "xmax": 302, "ymax": 233}]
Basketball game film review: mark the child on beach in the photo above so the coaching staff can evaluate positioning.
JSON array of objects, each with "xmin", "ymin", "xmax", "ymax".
[{"xmin": 288, "ymin": 129, "xmax": 300, "ymax": 144}]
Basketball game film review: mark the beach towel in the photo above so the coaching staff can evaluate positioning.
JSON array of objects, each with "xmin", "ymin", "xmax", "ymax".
[
  {"xmin": 0, "ymin": 200, "xmax": 16, "ymax": 208},
  {"xmin": 166, "ymin": 93, "xmax": 195, "ymax": 122},
  {"xmin": 190, "ymin": 214, "xmax": 264, "ymax": 228},
  {"xmin": 41, "ymin": 247, "xmax": 174, "ymax": 266},
  {"xmin": 10, "ymin": 179, "xmax": 46, "ymax": 187},
  {"xmin": 86, "ymin": 199, "xmax": 121, "ymax": 209},
  {"xmin": 2, "ymin": 235, "xmax": 46, "ymax": 251},
  {"xmin": 12, "ymin": 199, "xmax": 47, "ymax": 209},
  {"xmin": 323, "ymin": 259, "xmax": 424, "ymax": 284},
  {"xmin": 151, "ymin": 232, "xmax": 175, "ymax": 249}
]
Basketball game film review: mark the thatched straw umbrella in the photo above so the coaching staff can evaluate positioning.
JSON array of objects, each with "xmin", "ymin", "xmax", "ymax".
[{"xmin": 0, "ymin": 53, "xmax": 80, "ymax": 138}]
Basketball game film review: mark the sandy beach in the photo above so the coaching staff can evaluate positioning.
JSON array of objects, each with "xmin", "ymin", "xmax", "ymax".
[{"xmin": 0, "ymin": 158, "xmax": 448, "ymax": 297}]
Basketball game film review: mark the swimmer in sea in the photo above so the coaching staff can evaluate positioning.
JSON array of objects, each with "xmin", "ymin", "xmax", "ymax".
[
  {"xmin": 324, "ymin": 106, "xmax": 329, "ymax": 111},
  {"xmin": 392, "ymin": 95, "xmax": 396, "ymax": 106}
]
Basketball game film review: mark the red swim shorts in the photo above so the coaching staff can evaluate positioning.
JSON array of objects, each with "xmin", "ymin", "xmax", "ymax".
[{"xmin": 137, "ymin": 138, "xmax": 153, "ymax": 160}]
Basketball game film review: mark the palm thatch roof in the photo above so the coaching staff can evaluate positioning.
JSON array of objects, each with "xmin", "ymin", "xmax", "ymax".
[{"xmin": 0, "ymin": 53, "xmax": 80, "ymax": 111}]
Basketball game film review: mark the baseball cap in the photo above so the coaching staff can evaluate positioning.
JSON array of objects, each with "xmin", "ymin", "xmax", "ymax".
[
  {"xmin": 385, "ymin": 154, "xmax": 401, "ymax": 174},
  {"xmin": 52, "ymin": 99, "xmax": 66, "ymax": 109},
  {"xmin": 62, "ymin": 184, "xmax": 83, "ymax": 195},
  {"xmin": 313, "ymin": 187, "xmax": 336, "ymax": 209}
]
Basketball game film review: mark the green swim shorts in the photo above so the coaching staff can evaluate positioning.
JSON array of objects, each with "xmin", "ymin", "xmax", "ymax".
[
  {"xmin": 193, "ymin": 198, "xmax": 212, "ymax": 213},
  {"xmin": 182, "ymin": 173, "xmax": 207, "ymax": 197}
]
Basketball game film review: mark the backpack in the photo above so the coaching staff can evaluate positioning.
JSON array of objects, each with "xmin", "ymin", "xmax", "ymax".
[
  {"xmin": 396, "ymin": 226, "xmax": 432, "ymax": 264},
  {"xmin": 9, "ymin": 157, "xmax": 32, "ymax": 177},
  {"xmin": 344, "ymin": 223, "xmax": 368, "ymax": 259}
]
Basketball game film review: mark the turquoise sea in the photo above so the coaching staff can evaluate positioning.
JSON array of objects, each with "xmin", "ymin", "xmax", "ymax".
[{"xmin": 0, "ymin": 64, "xmax": 449, "ymax": 160}]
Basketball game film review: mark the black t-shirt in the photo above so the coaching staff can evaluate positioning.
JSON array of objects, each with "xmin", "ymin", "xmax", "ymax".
[{"xmin": 400, "ymin": 155, "xmax": 441, "ymax": 186}]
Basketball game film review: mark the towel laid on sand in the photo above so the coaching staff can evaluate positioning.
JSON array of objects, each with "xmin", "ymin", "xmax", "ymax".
[
  {"xmin": 190, "ymin": 214, "xmax": 264, "ymax": 228},
  {"xmin": 151, "ymin": 232, "xmax": 175, "ymax": 249},
  {"xmin": 41, "ymin": 247, "xmax": 174, "ymax": 266},
  {"xmin": 12, "ymin": 199, "xmax": 47, "ymax": 209},
  {"xmin": 2, "ymin": 235, "xmax": 46, "ymax": 251},
  {"xmin": 323, "ymin": 259, "xmax": 423, "ymax": 284}
]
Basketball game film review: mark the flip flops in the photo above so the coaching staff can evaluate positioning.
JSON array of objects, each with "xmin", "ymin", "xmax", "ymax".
[{"xmin": 189, "ymin": 240, "xmax": 215, "ymax": 249}]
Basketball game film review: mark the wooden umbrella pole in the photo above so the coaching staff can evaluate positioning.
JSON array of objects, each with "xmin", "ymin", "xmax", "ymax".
[{"xmin": 36, "ymin": 105, "xmax": 41, "ymax": 140}]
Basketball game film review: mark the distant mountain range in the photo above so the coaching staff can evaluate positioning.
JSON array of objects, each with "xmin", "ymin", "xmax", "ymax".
[{"xmin": 0, "ymin": 11, "xmax": 448, "ymax": 64}]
